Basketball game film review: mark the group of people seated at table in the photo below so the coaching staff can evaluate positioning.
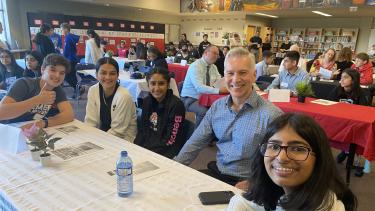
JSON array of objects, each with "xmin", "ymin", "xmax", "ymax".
[{"xmin": 0, "ymin": 44, "xmax": 363, "ymax": 210}]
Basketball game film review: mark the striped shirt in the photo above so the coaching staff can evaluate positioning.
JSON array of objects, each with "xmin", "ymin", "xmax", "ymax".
[{"xmin": 174, "ymin": 90, "xmax": 282, "ymax": 178}]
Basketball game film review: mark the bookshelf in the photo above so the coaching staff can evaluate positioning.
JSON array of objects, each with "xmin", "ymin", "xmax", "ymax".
[{"xmin": 273, "ymin": 27, "xmax": 359, "ymax": 60}]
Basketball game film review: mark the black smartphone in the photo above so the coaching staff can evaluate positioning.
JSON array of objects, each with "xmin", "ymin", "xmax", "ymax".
[{"xmin": 198, "ymin": 191, "xmax": 235, "ymax": 205}]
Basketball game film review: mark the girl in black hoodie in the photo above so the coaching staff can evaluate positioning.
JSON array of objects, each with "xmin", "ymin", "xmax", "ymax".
[{"xmin": 135, "ymin": 68, "xmax": 185, "ymax": 158}]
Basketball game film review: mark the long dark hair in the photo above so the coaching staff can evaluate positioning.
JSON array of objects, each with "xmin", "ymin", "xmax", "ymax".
[
  {"xmin": 244, "ymin": 113, "xmax": 357, "ymax": 211},
  {"xmin": 25, "ymin": 50, "xmax": 43, "ymax": 71},
  {"xmin": 95, "ymin": 57, "xmax": 119, "ymax": 74},
  {"xmin": 0, "ymin": 49, "xmax": 22, "ymax": 72},
  {"xmin": 146, "ymin": 67, "xmax": 170, "ymax": 84},
  {"xmin": 339, "ymin": 68, "xmax": 361, "ymax": 101},
  {"xmin": 87, "ymin": 29, "xmax": 100, "ymax": 48}
]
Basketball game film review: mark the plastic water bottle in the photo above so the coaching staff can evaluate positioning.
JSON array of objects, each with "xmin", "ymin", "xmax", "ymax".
[{"xmin": 116, "ymin": 151, "xmax": 133, "ymax": 197}]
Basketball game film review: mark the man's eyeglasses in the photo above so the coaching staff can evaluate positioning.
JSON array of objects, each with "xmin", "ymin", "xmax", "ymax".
[{"xmin": 260, "ymin": 143, "xmax": 315, "ymax": 161}]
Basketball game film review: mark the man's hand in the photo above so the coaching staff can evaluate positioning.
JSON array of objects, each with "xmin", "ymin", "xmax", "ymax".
[
  {"xmin": 21, "ymin": 120, "xmax": 44, "ymax": 130},
  {"xmin": 37, "ymin": 83, "xmax": 56, "ymax": 105}
]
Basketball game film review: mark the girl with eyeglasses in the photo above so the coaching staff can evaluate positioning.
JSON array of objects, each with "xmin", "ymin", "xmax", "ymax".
[
  {"xmin": 0, "ymin": 49, "xmax": 23, "ymax": 90},
  {"xmin": 227, "ymin": 113, "xmax": 357, "ymax": 211}
]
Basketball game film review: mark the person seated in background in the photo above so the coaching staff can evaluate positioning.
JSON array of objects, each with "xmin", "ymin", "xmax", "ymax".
[
  {"xmin": 262, "ymin": 34, "xmax": 272, "ymax": 52},
  {"xmin": 351, "ymin": 52, "xmax": 373, "ymax": 85},
  {"xmin": 174, "ymin": 43, "xmax": 192, "ymax": 64},
  {"xmin": 230, "ymin": 33, "xmax": 244, "ymax": 49},
  {"xmin": 175, "ymin": 47, "xmax": 282, "ymax": 187},
  {"xmin": 266, "ymin": 51, "xmax": 309, "ymax": 95},
  {"xmin": 306, "ymin": 52, "xmax": 322, "ymax": 73},
  {"xmin": 227, "ymin": 113, "xmax": 357, "ymax": 211},
  {"xmin": 33, "ymin": 23, "xmax": 55, "ymax": 58},
  {"xmin": 85, "ymin": 57, "xmax": 137, "ymax": 141},
  {"xmin": 328, "ymin": 68, "xmax": 370, "ymax": 105},
  {"xmin": 23, "ymin": 50, "xmax": 43, "ymax": 78},
  {"xmin": 222, "ymin": 46, "xmax": 230, "ymax": 57},
  {"xmin": 214, "ymin": 48, "xmax": 225, "ymax": 77},
  {"xmin": 146, "ymin": 46, "xmax": 168, "ymax": 70},
  {"xmin": 0, "ymin": 54, "xmax": 74, "ymax": 129},
  {"xmin": 198, "ymin": 34, "xmax": 211, "ymax": 57},
  {"xmin": 278, "ymin": 44, "xmax": 307, "ymax": 72},
  {"xmin": 310, "ymin": 48, "xmax": 338, "ymax": 79},
  {"xmin": 275, "ymin": 36, "xmax": 291, "ymax": 65},
  {"xmin": 165, "ymin": 42, "xmax": 177, "ymax": 57},
  {"xmin": 0, "ymin": 49, "xmax": 23, "ymax": 90},
  {"xmin": 335, "ymin": 47, "xmax": 353, "ymax": 81},
  {"xmin": 255, "ymin": 50, "xmax": 274, "ymax": 80},
  {"xmin": 180, "ymin": 45, "xmax": 227, "ymax": 127},
  {"xmin": 178, "ymin": 33, "xmax": 190, "ymax": 49},
  {"xmin": 187, "ymin": 43, "xmax": 200, "ymax": 59},
  {"xmin": 127, "ymin": 45, "xmax": 137, "ymax": 60},
  {"xmin": 135, "ymin": 68, "xmax": 185, "ymax": 158},
  {"xmin": 117, "ymin": 40, "xmax": 128, "ymax": 58}
]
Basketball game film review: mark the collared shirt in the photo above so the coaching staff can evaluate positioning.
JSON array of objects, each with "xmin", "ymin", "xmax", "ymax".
[
  {"xmin": 181, "ymin": 57, "xmax": 221, "ymax": 99},
  {"xmin": 174, "ymin": 90, "xmax": 282, "ymax": 178},
  {"xmin": 255, "ymin": 60, "xmax": 269, "ymax": 80},
  {"xmin": 265, "ymin": 67, "xmax": 310, "ymax": 93}
]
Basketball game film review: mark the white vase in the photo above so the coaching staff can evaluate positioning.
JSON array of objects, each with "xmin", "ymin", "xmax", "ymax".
[
  {"xmin": 30, "ymin": 149, "xmax": 41, "ymax": 161},
  {"xmin": 40, "ymin": 153, "xmax": 52, "ymax": 167}
]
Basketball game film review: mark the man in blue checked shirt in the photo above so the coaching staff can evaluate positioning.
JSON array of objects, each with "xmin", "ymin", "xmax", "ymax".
[{"xmin": 175, "ymin": 47, "xmax": 282, "ymax": 189}]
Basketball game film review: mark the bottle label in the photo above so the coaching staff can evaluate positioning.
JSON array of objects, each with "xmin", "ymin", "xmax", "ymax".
[{"xmin": 117, "ymin": 167, "xmax": 132, "ymax": 176}]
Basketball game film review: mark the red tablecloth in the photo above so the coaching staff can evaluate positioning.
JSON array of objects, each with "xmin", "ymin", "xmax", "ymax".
[
  {"xmin": 199, "ymin": 94, "xmax": 375, "ymax": 161},
  {"xmin": 168, "ymin": 63, "xmax": 189, "ymax": 84}
]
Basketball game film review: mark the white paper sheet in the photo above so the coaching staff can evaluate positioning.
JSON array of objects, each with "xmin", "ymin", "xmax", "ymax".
[
  {"xmin": 268, "ymin": 89, "xmax": 290, "ymax": 102},
  {"xmin": 0, "ymin": 124, "xmax": 28, "ymax": 154},
  {"xmin": 319, "ymin": 67, "xmax": 332, "ymax": 79},
  {"xmin": 180, "ymin": 59, "xmax": 187, "ymax": 66},
  {"xmin": 311, "ymin": 99, "xmax": 338, "ymax": 106}
]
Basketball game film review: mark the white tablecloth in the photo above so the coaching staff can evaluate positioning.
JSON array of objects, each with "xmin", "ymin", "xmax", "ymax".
[
  {"xmin": 0, "ymin": 120, "xmax": 240, "ymax": 210},
  {"xmin": 78, "ymin": 69, "xmax": 180, "ymax": 102}
]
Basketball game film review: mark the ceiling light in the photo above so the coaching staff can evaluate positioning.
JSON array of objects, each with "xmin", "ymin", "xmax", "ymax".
[
  {"xmin": 138, "ymin": 8, "xmax": 142, "ymax": 11},
  {"xmin": 312, "ymin": 11, "xmax": 332, "ymax": 17},
  {"xmin": 254, "ymin": 13, "xmax": 278, "ymax": 18},
  {"xmin": 105, "ymin": 3, "xmax": 110, "ymax": 6}
]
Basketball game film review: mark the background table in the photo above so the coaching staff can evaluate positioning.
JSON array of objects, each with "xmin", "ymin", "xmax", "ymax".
[
  {"xmin": 168, "ymin": 63, "xmax": 189, "ymax": 84},
  {"xmin": 113, "ymin": 57, "xmax": 145, "ymax": 70},
  {"xmin": 0, "ymin": 120, "xmax": 240, "ymax": 210},
  {"xmin": 79, "ymin": 69, "xmax": 179, "ymax": 102}
]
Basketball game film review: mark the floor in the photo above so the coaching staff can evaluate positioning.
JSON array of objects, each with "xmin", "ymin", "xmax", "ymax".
[{"xmin": 66, "ymin": 86, "xmax": 374, "ymax": 211}]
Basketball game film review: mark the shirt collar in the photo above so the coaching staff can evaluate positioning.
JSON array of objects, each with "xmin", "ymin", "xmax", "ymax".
[
  {"xmin": 286, "ymin": 67, "xmax": 302, "ymax": 76},
  {"xmin": 225, "ymin": 88, "xmax": 259, "ymax": 110},
  {"xmin": 200, "ymin": 57, "xmax": 210, "ymax": 67}
]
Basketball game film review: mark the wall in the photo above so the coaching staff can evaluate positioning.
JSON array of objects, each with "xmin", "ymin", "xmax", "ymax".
[
  {"xmin": 6, "ymin": 0, "xmax": 181, "ymax": 49},
  {"xmin": 271, "ymin": 17, "xmax": 375, "ymax": 52},
  {"xmin": 180, "ymin": 14, "xmax": 246, "ymax": 46}
]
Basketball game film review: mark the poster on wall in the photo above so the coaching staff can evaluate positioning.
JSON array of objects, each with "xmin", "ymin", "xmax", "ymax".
[{"xmin": 27, "ymin": 12, "xmax": 165, "ymax": 56}]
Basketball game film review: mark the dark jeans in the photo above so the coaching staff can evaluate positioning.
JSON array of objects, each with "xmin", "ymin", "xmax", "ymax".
[
  {"xmin": 199, "ymin": 161, "xmax": 242, "ymax": 186},
  {"xmin": 65, "ymin": 61, "xmax": 78, "ymax": 90}
]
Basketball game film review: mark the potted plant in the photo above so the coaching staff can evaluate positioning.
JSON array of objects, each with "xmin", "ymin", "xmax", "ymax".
[
  {"xmin": 22, "ymin": 123, "xmax": 61, "ymax": 166},
  {"xmin": 295, "ymin": 81, "xmax": 314, "ymax": 103}
]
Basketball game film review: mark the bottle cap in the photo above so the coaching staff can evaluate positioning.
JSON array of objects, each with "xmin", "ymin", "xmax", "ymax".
[{"xmin": 121, "ymin": 151, "xmax": 128, "ymax": 157}]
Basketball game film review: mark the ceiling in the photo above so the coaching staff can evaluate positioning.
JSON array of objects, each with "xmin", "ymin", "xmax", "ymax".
[{"xmin": 57, "ymin": 0, "xmax": 375, "ymax": 19}]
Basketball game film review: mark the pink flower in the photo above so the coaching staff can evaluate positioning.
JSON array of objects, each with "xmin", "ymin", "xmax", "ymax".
[{"xmin": 22, "ymin": 123, "xmax": 40, "ymax": 139}]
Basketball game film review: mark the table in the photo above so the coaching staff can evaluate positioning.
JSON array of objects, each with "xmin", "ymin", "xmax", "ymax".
[
  {"xmin": 0, "ymin": 120, "xmax": 240, "ymax": 210},
  {"xmin": 78, "ymin": 69, "xmax": 180, "ymax": 102},
  {"xmin": 199, "ymin": 93, "xmax": 375, "ymax": 184},
  {"xmin": 113, "ymin": 57, "xmax": 145, "ymax": 70},
  {"xmin": 168, "ymin": 63, "xmax": 189, "ymax": 84}
]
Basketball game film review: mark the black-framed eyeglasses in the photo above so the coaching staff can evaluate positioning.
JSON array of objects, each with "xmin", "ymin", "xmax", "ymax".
[{"xmin": 260, "ymin": 143, "xmax": 315, "ymax": 161}]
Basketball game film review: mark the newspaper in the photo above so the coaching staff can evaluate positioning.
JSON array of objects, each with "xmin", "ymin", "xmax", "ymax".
[
  {"xmin": 56, "ymin": 125, "xmax": 80, "ymax": 135},
  {"xmin": 51, "ymin": 142, "xmax": 103, "ymax": 160}
]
